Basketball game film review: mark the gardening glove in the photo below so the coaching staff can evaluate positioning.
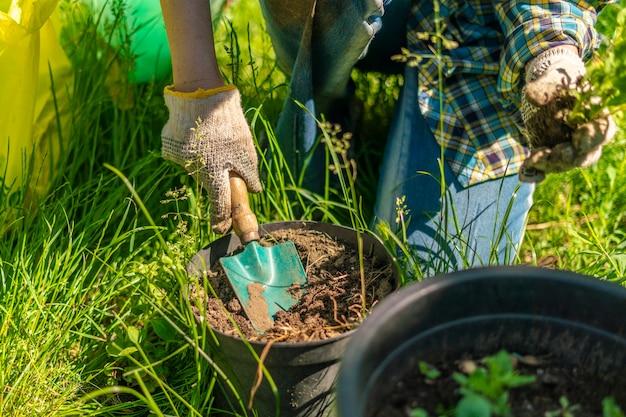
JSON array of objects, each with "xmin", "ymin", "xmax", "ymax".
[
  {"xmin": 161, "ymin": 85, "xmax": 263, "ymax": 234},
  {"xmin": 519, "ymin": 46, "xmax": 616, "ymax": 183}
]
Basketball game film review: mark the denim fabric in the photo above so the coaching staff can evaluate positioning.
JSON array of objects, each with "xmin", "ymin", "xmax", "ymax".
[
  {"xmin": 259, "ymin": 0, "xmax": 392, "ymax": 190},
  {"xmin": 260, "ymin": 0, "xmax": 387, "ymax": 101},
  {"xmin": 373, "ymin": 66, "xmax": 535, "ymax": 275}
]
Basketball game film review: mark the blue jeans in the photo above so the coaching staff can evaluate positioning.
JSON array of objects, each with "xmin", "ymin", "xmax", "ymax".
[
  {"xmin": 374, "ymin": 66, "xmax": 535, "ymax": 275},
  {"xmin": 259, "ymin": 0, "xmax": 406, "ymax": 190},
  {"xmin": 260, "ymin": 1, "xmax": 534, "ymax": 273}
]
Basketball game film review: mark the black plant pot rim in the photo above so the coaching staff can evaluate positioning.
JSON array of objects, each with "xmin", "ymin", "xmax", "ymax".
[
  {"xmin": 207, "ymin": 322, "xmax": 356, "ymax": 349},
  {"xmin": 352, "ymin": 265, "xmax": 623, "ymax": 328}
]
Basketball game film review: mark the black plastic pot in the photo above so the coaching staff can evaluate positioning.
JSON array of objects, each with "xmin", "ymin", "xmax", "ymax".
[
  {"xmin": 188, "ymin": 221, "xmax": 398, "ymax": 417},
  {"xmin": 336, "ymin": 266, "xmax": 626, "ymax": 417}
]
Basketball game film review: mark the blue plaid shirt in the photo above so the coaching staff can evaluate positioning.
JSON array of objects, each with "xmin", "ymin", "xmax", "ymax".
[{"xmin": 406, "ymin": 0, "xmax": 614, "ymax": 186}]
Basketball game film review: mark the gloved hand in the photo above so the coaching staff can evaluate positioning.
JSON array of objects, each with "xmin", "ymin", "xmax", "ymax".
[
  {"xmin": 519, "ymin": 46, "xmax": 616, "ymax": 183},
  {"xmin": 161, "ymin": 85, "xmax": 262, "ymax": 234}
]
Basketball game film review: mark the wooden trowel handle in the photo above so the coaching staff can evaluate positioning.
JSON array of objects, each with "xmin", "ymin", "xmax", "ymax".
[{"xmin": 230, "ymin": 172, "xmax": 260, "ymax": 244}]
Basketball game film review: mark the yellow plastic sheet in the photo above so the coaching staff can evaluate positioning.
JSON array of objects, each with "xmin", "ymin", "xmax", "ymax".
[{"xmin": 0, "ymin": 0, "xmax": 72, "ymax": 212}]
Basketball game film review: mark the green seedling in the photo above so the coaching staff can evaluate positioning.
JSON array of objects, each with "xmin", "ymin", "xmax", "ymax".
[
  {"xmin": 545, "ymin": 396, "xmax": 581, "ymax": 417},
  {"xmin": 408, "ymin": 351, "xmax": 536, "ymax": 417},
  {"xmin": 409, "ymin": 408, "xmax": 432, "ymax": 417},
  {"xmin": 419, "ymin": 361, "xmax": 442, "ymax": 381},
  {"xmin": 603, "ymin": 397, "xmax": 626, "ymax": 417},
  {"xmin": 452, "ymin": 350, "xmax": 536, "ymax": 417},
  {"xmin": 544, "ymin": 395, "xmax": 626, "ymax": 417},
  {"xmin": 456, "ymin": 393, "xmax": 493, "ymax": 417}
]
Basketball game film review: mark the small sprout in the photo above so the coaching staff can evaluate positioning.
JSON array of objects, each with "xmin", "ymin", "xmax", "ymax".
[
  {"xmin": 603, "ymin": 397, "xmax": 625, "ymax": 417},
  {"xmin": 544, "ymin": 396, "xmax": 580, "ymax": 417},
  {"xmin": 456, "ymin": 393, "xmax": 492, "ymax": 417},
  {"xmin": 453, "ymin": 350, "xmax": 536, "ymax": 416},
  {"xmin": 408, "ymin": 408, "xmax": 431, "ymax": 417},
  {"xmin": 419, "ymin": 361, "xmax": 441, "ymax": 381}
]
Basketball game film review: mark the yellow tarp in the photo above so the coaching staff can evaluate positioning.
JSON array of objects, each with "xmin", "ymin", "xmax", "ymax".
[{"xmin": 0, "ymin": 0, "xmax": 72, "ymax": 212}]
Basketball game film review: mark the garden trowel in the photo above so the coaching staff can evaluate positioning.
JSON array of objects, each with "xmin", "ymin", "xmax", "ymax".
[{"xmin": 219, "ymin": 172, "xmax": 308, "ymax": 332}]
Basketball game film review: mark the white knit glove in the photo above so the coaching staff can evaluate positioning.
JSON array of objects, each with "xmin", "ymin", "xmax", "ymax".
[
  {"xmin": 161, "ymin": 86, "xmax": 262, "ymax": 234},
  {"xmin": 519, "ymin": 47, "xmax": 616, "ymax": 183}
]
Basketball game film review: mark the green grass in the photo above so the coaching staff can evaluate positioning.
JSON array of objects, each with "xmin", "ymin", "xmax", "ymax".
[{"xmin": 1, "ymin": 0, "xmax": 625, "ymax": 415}]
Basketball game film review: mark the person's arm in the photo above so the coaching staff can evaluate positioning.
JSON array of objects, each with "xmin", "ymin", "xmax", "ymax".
[
  {"xmin": 159, "ymin": 1, "xmax": 262, "ymax": 235},
  {"xmin": 495, "ymin": 0, "xmax": 616, "ymax": 182},
  {"xmin": 495, "ymin": 0, "xmax": 613, "ymax": 105},
  {"xmin": 160, "ymin": 0, "xmax": 224, "ymax": 92}
]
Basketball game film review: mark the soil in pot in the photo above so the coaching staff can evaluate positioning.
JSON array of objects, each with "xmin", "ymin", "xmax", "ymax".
[
  {"xmin": 370, "ymin": 350, "xmax": 626, "ymax": 417},
  {"xmin": 190, "ymin": 228, "xmax": 396, "ymax": 343}
]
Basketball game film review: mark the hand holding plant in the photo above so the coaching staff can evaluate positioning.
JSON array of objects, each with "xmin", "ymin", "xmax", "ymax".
[
  {"xmin": 519, "ymin": 5, "xmax": 626, "ymax": 182},
  {"xmin": 519, "ymin": 46, "xmax": 616, "ymax": 183}
]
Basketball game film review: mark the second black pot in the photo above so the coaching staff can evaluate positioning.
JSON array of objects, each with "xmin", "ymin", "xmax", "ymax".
[{"xmin": 336, "ymin": 266, "xmax": 626, "ymax": 417}]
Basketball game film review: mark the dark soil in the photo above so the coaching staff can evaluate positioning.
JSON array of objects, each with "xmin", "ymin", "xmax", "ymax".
[
  {"xmin": 524, "ymin": 93, "xmax": 576, "ymax": 149},
  {"xmin": 369, "ymin": 351, "xmax": 626, "ymax": 417},
  {"xmin": 190, "ymin": 228, "xmax": 396, "ymax": 343}
]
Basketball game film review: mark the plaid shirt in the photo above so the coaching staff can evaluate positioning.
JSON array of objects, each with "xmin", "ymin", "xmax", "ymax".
[{"xmin": 406, "ymin": 0, "xmax": 613, "ymax": 187}]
